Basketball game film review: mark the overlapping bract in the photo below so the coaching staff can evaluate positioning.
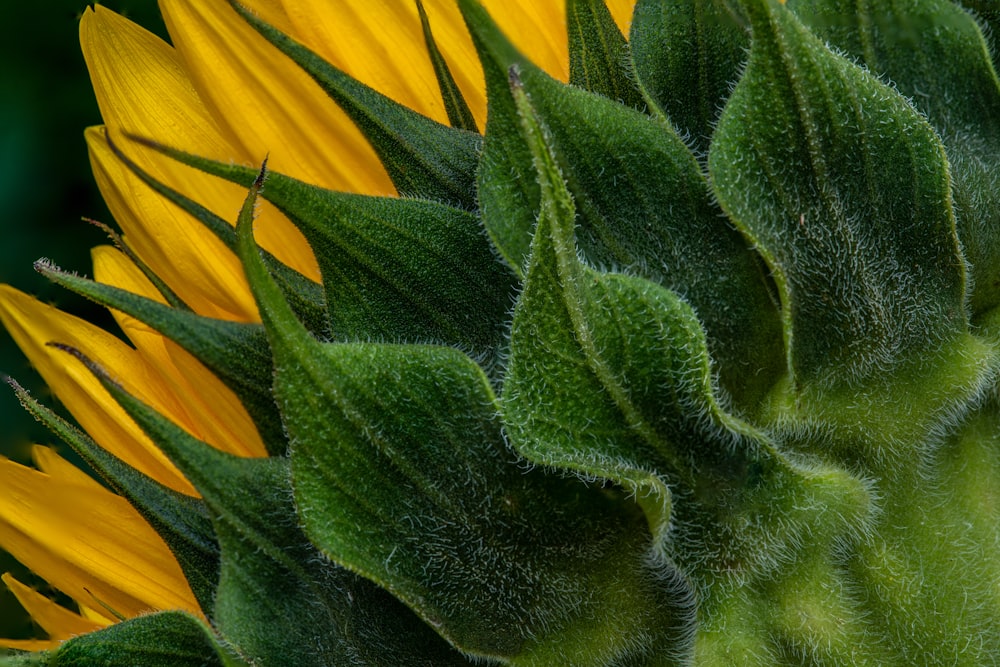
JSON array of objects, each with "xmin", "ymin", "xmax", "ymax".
[{"xmin": 3, "ymin": 0, "xmax": 1000, "ymax": 665}]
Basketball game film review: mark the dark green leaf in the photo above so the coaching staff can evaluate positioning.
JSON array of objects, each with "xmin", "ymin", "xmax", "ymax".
[
  {"xmin": 235, "ymin": 164, "xmax": 690, "ymax": 664},
  {"xmin": 110, "ymin": 149, "xmax": 517, "ymax": 366},
  {"xmin": 502, "ymin": 72, "xmax": 879, "ymax": 665},
  {"xmin": 630, "ymin": 0, "xmax": 749, "ymax": 156},
  {"xmin": 709, "ymin": 0, "xmax": 966, "ymax": 390},
  {"xmin": 54, "ymin": 612, "xmax": 239, "ymax": 667},
  {"xmin": 229, "ymin": 1, "xmax": 481, "ymax": 209},
  {"xmin": 567, "ymin": 0, "xmax": 645, "ymax": 107},
  {"xmin": 786, "ymin": 0, "xmax": 1000, "ymax": 317},
  {"xmin": 7, "ymin": 377, "xmax": 219, "ymax": 617},
  {"xmin": 416, "ymin": 0, "xmax": 479, "ymax": 132},
  {"xmin": 37, "ymin": 262, "xmax": 285, "ymax": 456},
  {"xmin": 74, "ymin": 344, "xmax": 471, "ymax": 665},
  {"xmin": 461, "ymin": 0, "xmax": 784, "ymax": 411}
]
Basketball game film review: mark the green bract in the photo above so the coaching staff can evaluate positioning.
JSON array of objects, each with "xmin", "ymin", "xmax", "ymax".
[{"xmin": 9, "ymin": 0, "xmax": 1000, "ymax": 664}]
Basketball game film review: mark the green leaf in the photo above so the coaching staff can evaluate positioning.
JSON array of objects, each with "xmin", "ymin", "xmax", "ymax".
[
  {"xmin": 630, "ymin": 0, "xmax": 749, "ymax": 156},
  {"xmin": 786, "ymin": 0, "xmax": 1000, "ymax": 317},
  {"xmin": 952, "ymin": 0, "xmax": 1000, "ymax": 73},
  {"xmin": 113, "ymin": 149, "xmax": 517, "ymax": 364},
  {"xmin": 460, "ymin": 0, "xmax": 784, "ymax": 410},
  {"xmin": 709, "ymin": 0, "xmax": 966, "ymax": 390},
  {"xmin": 235, "ymin": 164, "xmax": 690, "ymax": 664},
  {"xmin": 36, "ymin": 262, "xmax": 285, "ymax": 456},
  {"xmin": 73, "ymin": 343, "xmax": 472, "ymax": 665},
  {"xmin": 49, "ymin": 612, "xmax": 240, "ymax": 667},
  {"xmin": 567, "ymin": 0, "xmax": 645, "ymax": 107},
  {"xmin": 229, "ymin": 1, "xmax": 481, "ymax": 209},
  {"xmin": 503, "ymin": 71, "xmax": 764, "ymax": 548},
  {"xmin": 416, "ymin": 0, "xmax": 479, "ymax": 132},
  {"xmin": 105, "ymin": 132, "xmax": 329, "ymax": 335},
  {"xmin": 7, "ymin": 376, "xmax": 219, "ymax": 616},
  {"xmin": 246, "ymin": 173, "xmax": 518, "ymax": 365},
  {"xmin": 503, "ymin": 79, "xmax": 883, "ymax": 665}
]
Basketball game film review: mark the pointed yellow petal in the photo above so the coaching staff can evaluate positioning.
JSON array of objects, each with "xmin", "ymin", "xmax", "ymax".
[
  {"xmin": 0, "ymin": 637, "xmax": 59, "ymax": 652},
  {"xmin": 0, "ymin": 455, "xmax": 200, "ymax": 619},
  {"xmin": 606, "ymin": 0, "xmax": 635, "ymax": 37},
  {"xmin": 280, "ymin": 0, "xmax": 453, "ymax": 124},
  {"xmin": 30, "ymin": 445, "xmax": 104, "ymax": 492},
  {"xmin": 482, "ymin": 0, "xmax": 569, "ymax": 81},
  {"xmin": 2, "ymin": 573, "xmax": 108, "ymax": 641},
  {"xmin": 92, "ymin": 246, "xmax": 268, "ymax": 458},
  {"xmin": 85, "ymin": 129, "xmax": 257, "ymax": 323},
  {"xmin": 80, "ymin": 6, "xmax": 319, "ymax": 314},
  {"xmin": 0, "ymin": 286, "xmax": 195, "ymax": 495},
  {"xmin": 160, "ymin": 0, "xmax": 394, "ymax": 196}
]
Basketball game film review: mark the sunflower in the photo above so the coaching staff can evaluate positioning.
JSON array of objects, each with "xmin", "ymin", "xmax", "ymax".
[
  {"xmin": 0, "ymin": 0, "xmax": 631, "ymax": 653},
  {"xmin": 5, "ymin": 0, "xmax": 1000, "ymax": 664}
]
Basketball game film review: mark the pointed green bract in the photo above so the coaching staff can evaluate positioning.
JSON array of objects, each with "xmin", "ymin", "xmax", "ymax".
[
  {"xmin": 416, "ymin": 0, "xmax": 479, "ymax": 132},
  {"xmin": 73, "ymin": 335, "xmax": 471, "ymax": 666},
  {"xmin": 8, "ymin": 377, "xmax": 220, "ymax": 615},
  {"xmin": 630, "ymin": 0, "xmax": 749, "ymax": 156},
  {"xmin": 787, "ymin": 0, "xmax": 1000, "ymax": 318},
  {"xmin": 37, "ymin": 262, "xmax": 285, "ymax": 456},
  {"xmin": 235, "ymin": 162, "xmax": 690, "ymax": 664},
  {"xmin": 229, "ymin": 1, "xmax": 480, "ymax": 209},
  {"xmin": 117, "ymin": 145, "xmax": 516, "ymax": 364},
  {"xmin": 107, "ymin": 132, "xmax": 330, "ymax": 334},
  {"xmin": 710, "ymin": 0, "xmax": 965, "ymax": 389},
  {"xmin": 462, "ymin": 0, "xmax": 784, "ymax": 410},
  {"xmin": 567, "ymin": 0, "xmax": 645, "ymax": 107}
]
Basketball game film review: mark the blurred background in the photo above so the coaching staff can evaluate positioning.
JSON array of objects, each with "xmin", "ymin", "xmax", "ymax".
[{"xmin": 0, "ymin": 0, "xmax": 168, "ymax": 643}]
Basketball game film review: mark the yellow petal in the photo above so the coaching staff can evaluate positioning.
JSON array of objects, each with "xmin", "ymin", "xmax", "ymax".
[
  {"xmin": 280, "ymin": 0, "xmax": 455, "ymax": 125},
  {"xmin": 80, "ymin": 6, "xmax": 319, "ymax": 314},
  {"xmin": 0, "ymin": 285, "xmax": 195, "ymax": 495},
  {"xmin": 482, "ymin": 0, "xmax": 569, "ymax": 81},
  {"xmin": 0, "ymin": 637, "xmax": 59, "ymax": 652},
  {"xmin": 160, "ymin": 0, "xmax": 394, "ymax": 196},
  {"xmin": 0, "ymin": 453, "xmax": 200, "ymax": 620},
  {"xmin": 30, "ymin": 445, "xmax": 105, "ymax": 492},
  {"xmin": 1, "ymin": 573, "xmax": 108, "ymax": 641},
  {"xmin": 92, "ymin": 246, "xmax": 268, "ymax": 458},
  {"xmin": 606, "ymin": 0, "xmax": 635, "ymax": 37}
]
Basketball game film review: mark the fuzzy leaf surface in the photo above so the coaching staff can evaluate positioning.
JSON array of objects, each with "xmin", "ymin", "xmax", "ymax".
[
  {"xmin": 567, "ymin": 0, "xmax": 645, "ymax": 107},
  {"xmin": 462, "ymin": 0, "xmax": 783, "ymax": 410},
  {"xmin": 630, "ymin": 0, "xmax": 749, "ymax": 156},
  {"xmin": 25, "ymin": 612, "xmax": 239, "ymax": 667},
  {"xmin": 234, "ymin": 167, "xmax": 687, "ymax": 665},
  {"xmin": 709, "ymin": 0, "xmax": 966, "ymax": 390},
  {"xmin": 84, "ymin": 347, "xmax": 471, "ymax": 666},
  {"xmin": 787, "ymin": 0, "xmax": 1000, "ymax": 317}
]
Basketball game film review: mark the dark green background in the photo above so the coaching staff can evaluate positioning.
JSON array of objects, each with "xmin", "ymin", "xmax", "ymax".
[{"xmin": 0, "ymin": 0, "xmax": 168, "ymax": 643}]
